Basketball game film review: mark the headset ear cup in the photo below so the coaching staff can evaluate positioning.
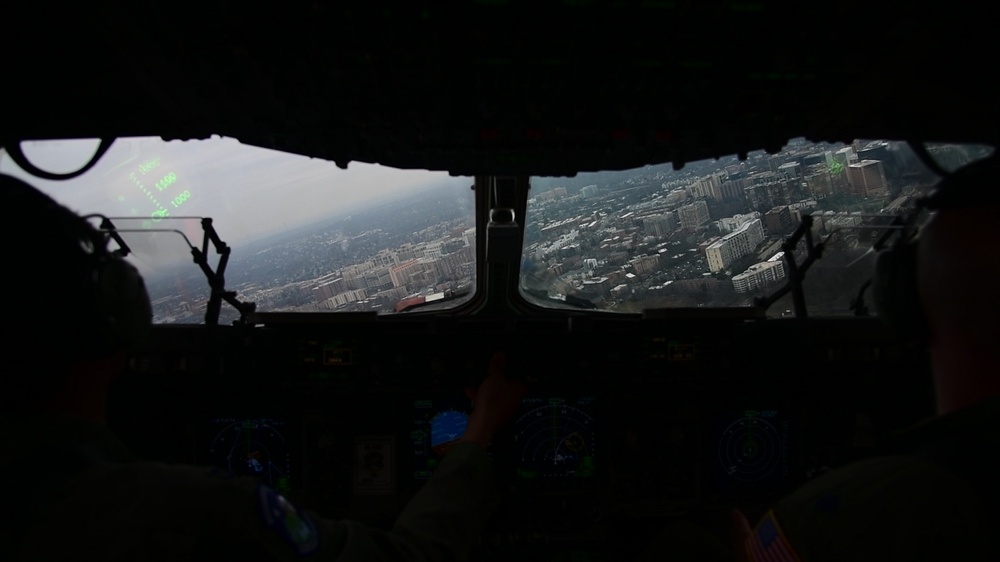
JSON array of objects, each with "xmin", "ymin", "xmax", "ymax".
[
  {"xmin": 872, "ymin": 241, "xmax": 927, "ymax": 342},
  {"xmin": 98, "ymin": 257, "xmax": 153, "ymax": 350}
]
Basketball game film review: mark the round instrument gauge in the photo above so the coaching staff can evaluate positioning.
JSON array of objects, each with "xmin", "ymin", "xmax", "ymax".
[
  {"xmin": 207, "ymin": 418, "xmax": 291, "ymax": 491},
  {"xmin": 514, "ymin": 397, "xmax": 597, "ymax": 479},
  {"xmin": 717, "ymin": 411, "xmax": 786, "ymax": 483}
]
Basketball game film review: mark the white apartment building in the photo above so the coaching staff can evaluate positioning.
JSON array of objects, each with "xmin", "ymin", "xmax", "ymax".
[
  {"xmin": 732, "ymin": 257, "xmax": 786, "ymax": 293},
  {"xmin": 706, "ymin": 219, "xmax": 765, "ymax": 273}
]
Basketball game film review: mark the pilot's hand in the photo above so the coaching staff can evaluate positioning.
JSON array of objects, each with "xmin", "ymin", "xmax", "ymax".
[{"xmin": 459, "ymin": 353, "xmax": 527, "ymax": 449}]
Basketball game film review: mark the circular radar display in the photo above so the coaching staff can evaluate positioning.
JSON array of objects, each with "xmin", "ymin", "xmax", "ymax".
[
  {"xmin": 430, "ymin": 410, "xmax": 468, "ymax": 455},
  {"xmin": 717, "ymin": 411, "xmax": 787, "ymax": 483},
  {"xmin": 514, "ymin": 397, "xmax": 597, "ymax": 479},
  {"xmin": 208, "ymin": 418, "xmax": 291, "ymax": 491}
]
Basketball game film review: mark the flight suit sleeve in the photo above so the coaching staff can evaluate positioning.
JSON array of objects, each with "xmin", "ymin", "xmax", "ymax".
[
  {"xmin": 744, "ymin": 456, "xmax": 992, "ymax": 562},
  {"xmin": 247, "ymin": 441, "xmax": 498, "ymax": 562}
]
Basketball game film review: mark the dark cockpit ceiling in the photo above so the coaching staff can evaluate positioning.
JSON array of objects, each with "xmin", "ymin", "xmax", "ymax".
[{"xmin": 5, "ymin": 1, "xmax": 998, "ymax": 175}]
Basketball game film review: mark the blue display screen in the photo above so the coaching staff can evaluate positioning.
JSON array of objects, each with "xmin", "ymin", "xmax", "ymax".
[{"xmin": 412, "ymin": 397, "xmax": 472, "ymax": 479}]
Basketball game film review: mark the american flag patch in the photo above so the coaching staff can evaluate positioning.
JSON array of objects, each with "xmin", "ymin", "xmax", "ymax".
[{"xmin": 744, "ymin": 510, "xmax": 802, "ymax": 562}]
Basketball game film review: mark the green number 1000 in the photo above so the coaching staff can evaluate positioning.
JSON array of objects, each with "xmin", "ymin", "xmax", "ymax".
[{"xmin": 171, "ymin": 190, "xmax": 191, "ymax": 208}]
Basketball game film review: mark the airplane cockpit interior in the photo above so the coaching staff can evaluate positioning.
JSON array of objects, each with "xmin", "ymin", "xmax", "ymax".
[{"xmin": 4, "ymin": 2, "xmax": 998, "ymax": 560}]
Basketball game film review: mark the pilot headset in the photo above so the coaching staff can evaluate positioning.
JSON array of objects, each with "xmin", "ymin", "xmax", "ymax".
[
  {"xmin": 870, "ymin": 154, "xmax": 999, "ymax": 342},
  {"xmin": 3, "ymin": 173, "xmax": 153, "ymax": 356}
]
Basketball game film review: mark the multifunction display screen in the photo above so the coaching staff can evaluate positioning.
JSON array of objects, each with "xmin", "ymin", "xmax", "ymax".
[
  {"xmin": 206, "ymin": 417, "xmax": 293, "ymax": 493},
  {"xmin": 714, "ymin": 409, "xmax": 790, "ymax": 491},
  {"xmin": 412, "ymin": 397, "xmax": 472, "ymax": 480},
  {"xmin": 513, "ymin": 396, "xmax": 597, "ymax": 481}
]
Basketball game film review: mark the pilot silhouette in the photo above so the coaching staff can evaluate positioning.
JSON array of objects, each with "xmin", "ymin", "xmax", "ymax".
[
  {"xmin": 0, "ymin": 174, "xmax": 526, "ymax": 561},
  {"xmin": 729, "ymin": 187, "xmax": 999, "ymax": 560},
  {"xmin": 632, "ymin": 170, "xmax": 1000, "ymax": 562}
]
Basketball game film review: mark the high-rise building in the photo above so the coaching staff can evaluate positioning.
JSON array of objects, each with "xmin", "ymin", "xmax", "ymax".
[
  {"xmin": 389, "ymin": 259, "xmax": 423, "ymax": 288},
  {"xmin": 643, "ymin": 213, "xmax": 677, "ymax": 237},
  {"xmin": 777, "ymin": 161, "xmax": 802, "ymax": 182},
  {"xmin": 716, "ymin": 211, "xmax": 761, "ymax": 234},
  {"xmin": 434, "ymin": 245, "xmax": 474, "ymax": 280},
  {"xmin": 768, "ymin": 154, "xmax": 792, "ymax": 173},
  {"xmin": 666, "ymin": 188, "xmax": 690, "ymax": 205},
  {"xmin": 368, "ymin": 249, "xmax": 399, "ymax": 268},
  {"xmin": 690, "ymin": 174, "xmax": 723, "ymax": 200},
  {"xmin": 803, "ymin": 164, "xmax": 834, "ymax": 197},
  {"xmin": 847, "ymin": 159, "xmax": 889, "ymax": 197},
  {"xmin": 748, "ymin": 171, "xmax": 778, "ymax": 186},
  {"xmin": 828, "ymin": 149, "xmax": 853, "ymax": 193},
  {"xmin": 858, "ymin": 142, "xmax": 891, "ymax": 166},
  {"xmin": 421, "ymin": 242, "xmax": 444, "ymax": 260},
  {"xmin": 708, "ymin": 172, "xmax": 727, "ymax": 200},
  {"xmin": 720, "ymin": 178, "xmax": 747, "ymax": 201},
  {"xmin": 342, "ymin": 263, "xmax": 373, "ymax": 290},
  {"xmin": 362, "ymin": 267, "xmax": 393, "ymax": 292},
  {"xmin": 802, "ymin": 152, "xmax": 827, "ymax": 167},
  {"xmin": 859, "ymin": 142, "xmax": 903, "ymax": 185},
  {"xmin": 581, "ymin": 185, "xmax": 599, "ymax": 198},
  {"xmin": 732, "ymin": 256, "xmax": 786, "ymax": 293},
  {"xmin": 312, "ymin": 277, "xmax": 346, "ymax": 301},
  {"xmin": 678, "ymin": 200, "xmax": 710, "ymax": 228},
  {"xmin": 764, "ymin": 206, "xmax": 795, "ymax": 235},
  {"xmin": 698, "ymin": 236, "xmax": 720, "ymax": 257},
  {"xmin": 406, "ymin": 259, "xmax": 439, "ymax": 287},
  {"xmin": 834, "ymin": 146, "xmax": 857, "ymax": 168},
  {"xmin": 705, "ymin": 219, "xmax": 765, "ymax": 273},
  {"xmin": 765, "ymin": 180, "xmax": 795, "ymax": 207},
  {"xmin": 744, "ymin": 184, "xmax": 772, "ymax": 210}
]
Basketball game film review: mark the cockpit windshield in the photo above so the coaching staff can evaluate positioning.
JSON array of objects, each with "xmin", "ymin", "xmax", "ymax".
[
  {"xmin": 521, "ymin": 139, "xmax": 993, "ymax": 316},
  {"xmin": 1, "ymin": 137, "xmax": 476, "ymax": 323}
]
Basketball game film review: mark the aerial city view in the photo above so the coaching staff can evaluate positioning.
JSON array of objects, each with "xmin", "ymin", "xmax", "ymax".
[
  {"xmin": 142, "ymin": 180, "xmax": 477, "ymax": 323},
  {"xmin": 11, "ymin": 137, "xmax": 989, "ymax": 323},
  {"xmin": 82, "ymin": 138, "xmax": 985, "ymax": 323},
  {"xmin": 522, "ymin": 139, "xmax": 986, "ymax": 315}
]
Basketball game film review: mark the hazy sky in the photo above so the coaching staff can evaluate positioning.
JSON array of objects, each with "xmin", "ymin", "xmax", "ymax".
[{"xmin": 1, "ymin": 136, "xmax": 470, "ymax": 246}]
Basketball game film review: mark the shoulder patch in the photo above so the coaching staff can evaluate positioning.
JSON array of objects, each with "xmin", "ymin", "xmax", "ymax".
[
  {"xmin": 257, "ymin": 485, "xmax": 320, "ymax": 556},
  {"xmin": 744, "ymin": 509, "xmax": 802, "ymax": 562}
]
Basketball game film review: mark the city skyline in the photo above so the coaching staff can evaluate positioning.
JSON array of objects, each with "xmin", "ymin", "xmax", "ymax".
[{"xmin": 4, "ymin": 137, "xmax": 987, "ymax": 322}]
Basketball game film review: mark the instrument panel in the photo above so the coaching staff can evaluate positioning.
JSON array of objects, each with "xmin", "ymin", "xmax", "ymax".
[{"xmin": 109, "ymin": 315, "xmax": 935, "ymax": 559}]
